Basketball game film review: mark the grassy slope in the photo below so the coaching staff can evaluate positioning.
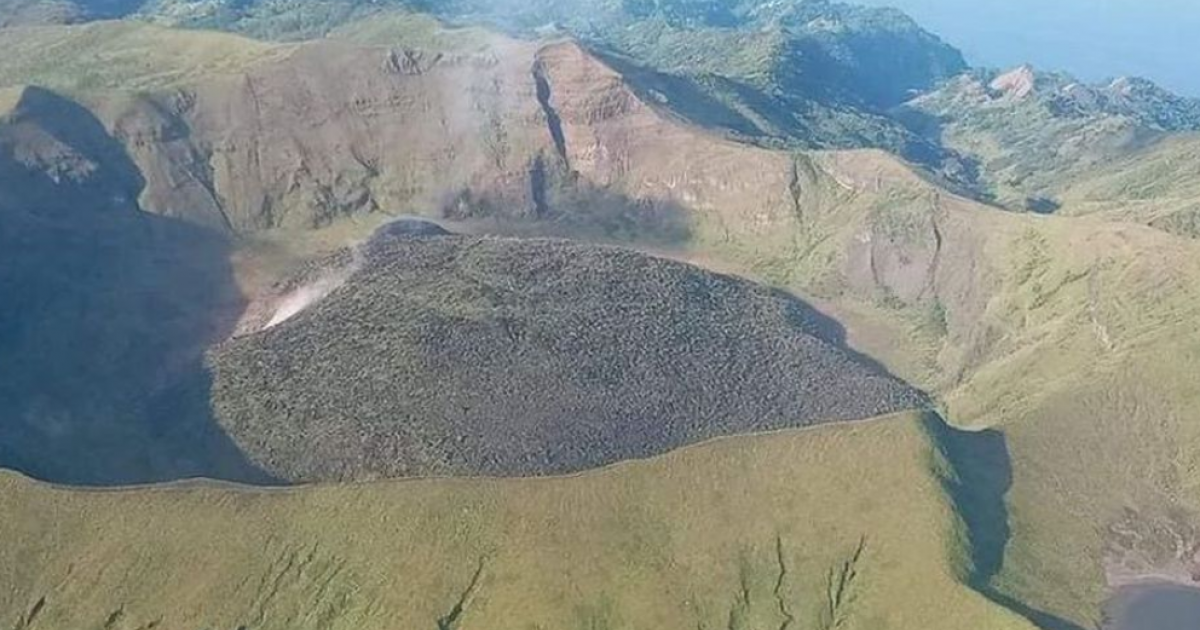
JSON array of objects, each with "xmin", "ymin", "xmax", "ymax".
[
  {"xmin": 0, "ymin": 17, "xmax": 542, "ymax": 233},
  {"xmin": 0, "ymin": 14, "xmax": 1197, "ymax": 628},
  {"xmin": 898, "ymin": 77, "xmax": 1149, "ymax": 210},
  {"xmin": 684, "ymin": 149, "xmax": 1200, "ymax": 624},
  {"xmin": 326, "ymin": 9, "xmax": 494, "ymax": 51},
  {"xmin": 900, "ymin": 73, "xmax": 1200, "ymax": 235},
  {"xmin": 936, "ymin": 216, "xmax": 1200, "ymax": 621},
  {"xmin": 150, "ymin": 32, "xmax": 1200, "ymax": 623},
  {"xmin": 0, "ymin": 12, "xmax": 497, "ymax": 95},
  {"xmin": 141, "ymin": 0, "xmax": 965, "ymax": 103},
  {"xmin": 538, "ymin": 45, "xmax": 1200, "ymax": 611},
  {"xmin": 0, "ymin": 413, "xmax": 1033, "ymax": 630},
  {"xmin": 1055, "ymin": 133, "xmax": 1200, "ymax": 237},
  {"xmin": 0, "ymin": 21, "xmax": 291, "ymax": 93},
  {"xmin": 133, "ymin": 0, "xmax": 957, "ymax": 162}
]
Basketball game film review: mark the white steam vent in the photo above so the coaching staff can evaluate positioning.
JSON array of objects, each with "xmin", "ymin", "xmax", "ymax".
[
  {"xmin": 265, "ymin": 251, "xmax": 363, "ymax": 330},
  {"xmin": 261, "ymin": 217, "xmax": 449, "ymax": 331}
]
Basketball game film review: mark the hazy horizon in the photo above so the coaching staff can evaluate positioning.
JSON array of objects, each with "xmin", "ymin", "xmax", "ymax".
[{"xmin": 858, "ymin": 0, "xmax": 1200, "ymax": 96}]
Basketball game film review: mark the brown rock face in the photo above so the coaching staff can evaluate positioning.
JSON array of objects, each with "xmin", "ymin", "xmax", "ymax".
[
  {"xmin": 2, "ymin": 33, "xmax": 806, "ymax": 243},
  {"xmin": 988, "ymin": 65, "xmax": 1037, "ymax": 101},
  {"xmin": 104, "ymin": 38, "xmax": 553, "ymax": 232}
]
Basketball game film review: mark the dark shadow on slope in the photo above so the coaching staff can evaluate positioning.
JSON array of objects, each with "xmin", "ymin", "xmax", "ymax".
[
  {"xmin": 994, "ymin": 595, "xmax": 1090, "ymax": 630},
  {"xmin": 923, "ymin": 415, "xmax": 1088, "ymax": 630},
  {"xmin": 585, "ymin": 48, "xmax": 771, "ymax": 141},
  {"xmin": 0, "ymin": 88, "xmax": 276, "ymax": 486},
  {"xmin": 768, "ymin": 287, "xmax": 926, "ymax": 397},
  {"xmin": 925, "ymin": 415, "xmax": 1012, "ymax": 583},
  {"xmin": 589, "ymin": 43, "xmax": 952, "ymax": 170},
  {"xmin": 0, "ymin": 86, "xmax": 144, "ymax": 217},
  {"xmin": 890, "ymin": 104, "xmax": 994, "ymax": 200},
  {"xmin": 441, "ymin": 167, "xmax": 694, "ymax": 247},
  {"xmin": 58, "ymin": 0, "xmax": 148, "ymax": 20}
]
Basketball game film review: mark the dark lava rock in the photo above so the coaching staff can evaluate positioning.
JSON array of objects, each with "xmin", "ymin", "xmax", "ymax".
[
  {"xmin": 369, "ymin": 217, "xmax": 452, "ymax": 242},
  {"xmin": 209, "ymin": 236, "xmax": 926, "ymax": 482}
]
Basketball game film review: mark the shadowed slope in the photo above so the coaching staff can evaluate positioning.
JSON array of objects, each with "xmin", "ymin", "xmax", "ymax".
[
  {"xmin": 0, "ymin": 86, "xmax": 142, "ymax": 215},
  {"xmin": 0, "ymin": 87, "xmax": 272, "ymax": 485}
]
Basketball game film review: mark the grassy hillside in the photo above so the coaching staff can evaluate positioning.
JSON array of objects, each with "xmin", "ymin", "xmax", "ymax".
[
  {"xmin": 0, "ymin": 21, "xmax": 290, "ymax": 94},
  {"xmin": 519, "ymin": 48, "xmax": 1200, "ymax": 616},
  {"xmin": 0, "ymin": 16, "xmax": 954, "ymax": 235},
  {"xmin": 326, "ymin": 9, "xmax": 495, "ymax": 51},
  {"xmin": 679, "ymin": 149, "xmax": 1200, "ymax": 625},
  {"xmin": 0, "ymin": 414, "xmax": 1035, "ymax": 630},
  {"xmin": 134, "ymin": 0, "xmax": 965, "ymax": 104},
  {"xmin": 0, "ymin": 19, "xmax": 549, "ymax": 232},
  {"xmin": 899, "ymin": 67, "xmax": 1200, "ymax": 215},
  {"xmin": 1054, "ymin": 133, "xmax": 1200, "ymax": 238}
]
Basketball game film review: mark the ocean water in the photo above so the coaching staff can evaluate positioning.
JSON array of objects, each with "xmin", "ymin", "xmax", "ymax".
[{"xmin": 855, "ymin": 0, "xmax": 1200, "ymax": 97}]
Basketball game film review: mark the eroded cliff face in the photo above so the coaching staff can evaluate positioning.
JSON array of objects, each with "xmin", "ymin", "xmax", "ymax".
[
  {"xmin": 100, "ymin": 38, "xmax": 552, "ymax": 231},
  {"xmin": 84, "ymin": 36, "xmax": 795, "ymax": 240},
  {"xmin": 0, "ymin": 28, "xmax": 992, "ymax": 378},
  {"xmin": 0, "ymin": 31, "xmax": 812, "ymax": 238}
]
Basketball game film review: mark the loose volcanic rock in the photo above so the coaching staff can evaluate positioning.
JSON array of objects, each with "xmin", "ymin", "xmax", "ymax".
[{"xmin": 209, "ymin": 236, "xmax": 927, "ymax": 481}]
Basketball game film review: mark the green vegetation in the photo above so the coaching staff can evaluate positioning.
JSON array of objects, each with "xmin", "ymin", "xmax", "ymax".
[
  {"xmin": 136, "ymin": 0, "xmax": 966, "ymax": 102},
  {"xmin": 3, "ymin": 4, "xmax": 1200, "ymax": 629},
  {"xmin": 327, "ymin": 9, "xmax": 495, "ymax": 51},
  {"xmin": 1053, "ymin": 133, "xmax": 1200, "ymax": 237},
  {"xmin": 119, "ymin": 0, "xmax": 964, "ymax": 160},
  {"xmin": 141, "ymin": 0, "xmax": 394, "ymax": 41},
  {"xmin": 0, "ymin": 19, "xmax": 545, "ymax": 232},
  {"xmin": 0, "ymin": 21, "xmax": 290, "ymax": 94},
  {"xmin": 0, "ymin": 414, "xmax": 1035, "ymax": 630},
  {"xmin": 679, "ymin": 147, "xmax": 1200, "ymax": 625},
  {"xmin": 901, "ymin": 68, "xmax": 1200, "ymax": 215}
]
